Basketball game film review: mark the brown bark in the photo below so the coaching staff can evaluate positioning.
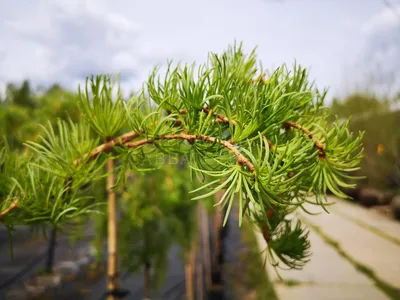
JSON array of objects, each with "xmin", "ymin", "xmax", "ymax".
[{"xmin": 262, "ymin": 207, "xmax": 275, "ymax": 242}]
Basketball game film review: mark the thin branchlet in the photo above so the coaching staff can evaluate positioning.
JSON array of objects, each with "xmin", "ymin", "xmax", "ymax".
[
  {"xmin": 284, "ymin": 121, "xmax": 326, "ymax": 158},
  {"xmin": 0, "ymin": 199, "xmax": 19, "ymax": 220}
]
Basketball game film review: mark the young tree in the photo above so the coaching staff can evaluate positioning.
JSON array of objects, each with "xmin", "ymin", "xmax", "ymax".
[
  {"xmin": 0, "ymin": 42, "xmax": 363, "ymax": 298},
  {"xmin": 90, "ymin": 163, "xmax": 198, "ymax": 299}
]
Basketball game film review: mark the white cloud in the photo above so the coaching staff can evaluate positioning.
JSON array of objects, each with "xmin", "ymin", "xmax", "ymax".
[
  {"xmin": 356, "ymin": 5, "xmax": 400, "ymax": 92},
  {"xmin": 336, "ymin": 3, "xmax": 400, "ymax": 97},
  {"xmin": 0, "ymin": 0, "xmax": 391, "ymax": 100},
  {"xmin": 362, "ymin": 5, "xmax": 400, "ymax": 35},
  {"xmin": 0, "ymin": 0, "xmax": 144, "ymax": 91}
]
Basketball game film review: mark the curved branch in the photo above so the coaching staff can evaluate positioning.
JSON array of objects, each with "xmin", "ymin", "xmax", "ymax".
[
  {"xmin": 125, "ymin": 133, "xmax": 255, "ymax": 173},
  {"xmin": 74, "ymin": 130, "xmax": 142, "ymax": 166}
]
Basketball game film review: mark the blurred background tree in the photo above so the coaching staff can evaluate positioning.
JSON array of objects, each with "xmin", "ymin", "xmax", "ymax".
[
  {"xmin": 0, "ymin": 80, "xmax": 80, "ymax": 149},
  {"xmin": 330, "ymin": 92, "xmax": 400, "ymax": 192}
]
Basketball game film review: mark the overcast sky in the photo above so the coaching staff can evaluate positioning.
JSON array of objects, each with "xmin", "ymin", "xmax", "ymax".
[{"xmin": 0, "ymin": 0, "xmax": 399, "ymax": 103}]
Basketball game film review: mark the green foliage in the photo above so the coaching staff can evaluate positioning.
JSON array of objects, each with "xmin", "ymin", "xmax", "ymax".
[
  {"xmin": 0, "ymin": 140, "xmax": 29, "ymax": 208},
  {"xmin": 268, "ymin": 219, "xmax": 311, "ymax": 269},
  {"xmin": 330, "ymin": 93, "xmax": 391, "ymax": 121},
  {"xmin": 0, "ymin": 104, "xmax": 33, "ymax": 148},
  {"xmin": 78, "ymin": 75, "xmax": 127, "ymax": 139},
  {"xmin": 5, "ymin": 81, "xmax": 36, "ymax": 108},
  {"xmin": 249, "ymin": 203, "xmax": 311, "ymax": 271},
  {"xmin": 25, "ymin": 119, "xmax": 104, "ymax": 187},
  {"xmin": 0, "ymin": 129, "xmax": 103, "ymax": 228},
  {"xmin": 0, "ymin": 81, "xmax": 81, "ymax": 150},
  {"xmin": 36, "ymin": 85, "xmax": 81, "ymax": 123},
  {"xmin": 0, "ymin": 42, "xmax": 363, "ymax": 271}
]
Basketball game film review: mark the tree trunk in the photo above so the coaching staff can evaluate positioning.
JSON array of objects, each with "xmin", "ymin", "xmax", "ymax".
[
  {"xmin": 185, "ymin": 246, "xmax": 196, "ymax": 300},
  {"xmin": 196, "ymin": 203, "xmax": 204, "ymax": 300},
  {"xmin": 213, "ymin": 191, "xmax": 224, "ymax": 268},
  {"xmin": 45, "ymin": 227, "xmax": 57, "ymax": 274},
  {"xmin": 107, "ymin": 156, "xmax": 119, "ymax": 300},
  {"xmin": 143, "ymin": 261, "xmax": 151, "ymax": 300},
  {"xmin": 212, "ymin": 211, "xmax": 221, "ymax": 267},
  {"xmin": 196, "ymin": 253, "xmax": 203, "ymax": 300},
  {"xmin": 200, "ymin": 204, "xmax": 212, "ymax": 290}
]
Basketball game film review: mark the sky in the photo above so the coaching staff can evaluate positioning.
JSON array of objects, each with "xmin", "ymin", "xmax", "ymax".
[{"xmin": 0, "ymin": 0, "xmax": 399, "ymax": 103}]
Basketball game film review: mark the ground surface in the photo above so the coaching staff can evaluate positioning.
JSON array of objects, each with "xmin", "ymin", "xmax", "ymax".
[
  {"xmin": 4, "ymin": 195, "xmax": 399, "ymax": 299},
  {"xmin": 0, "ymin": 222, "xmax": 188, "ymax": 300}
]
